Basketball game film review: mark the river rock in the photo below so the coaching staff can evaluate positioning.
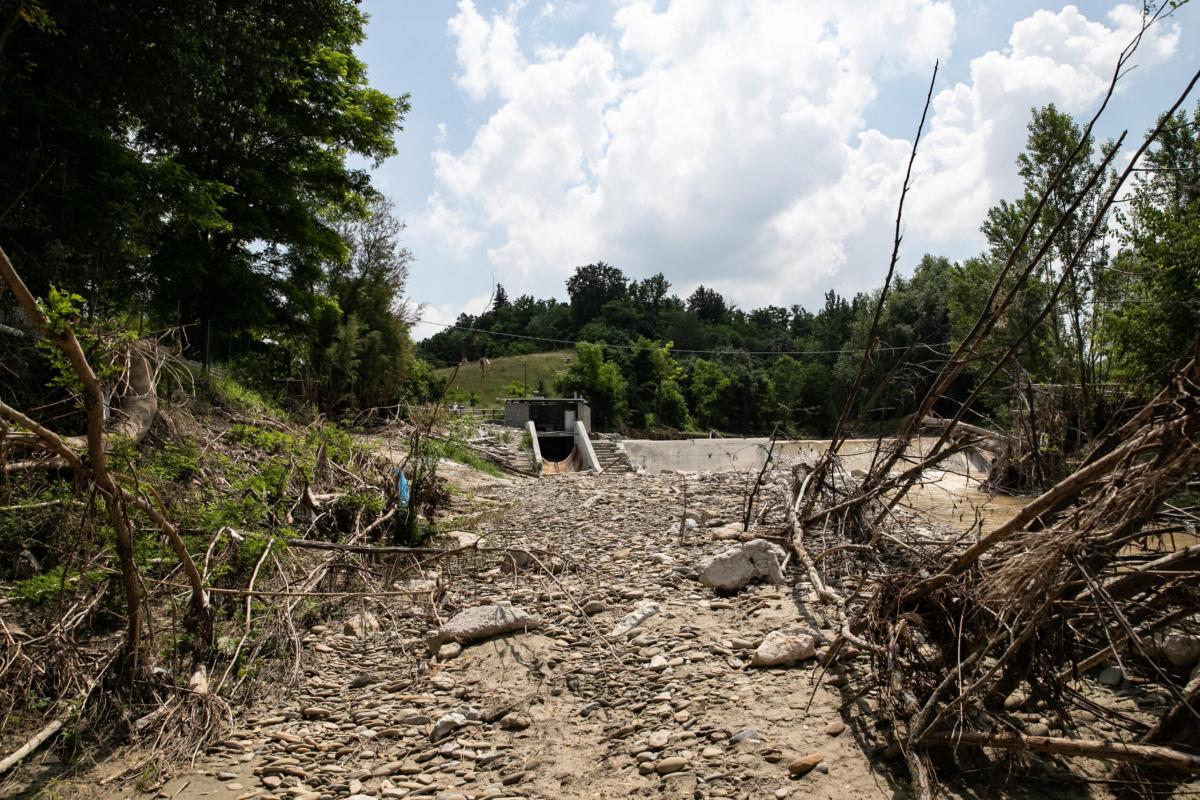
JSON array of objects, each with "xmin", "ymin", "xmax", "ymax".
[
  {"xmin": 500, "ymin": 711, "xmax": 532, "ymax": 731},
  {"xmin": 750, "ymin": 630, "xmax": 816, "ymax": 667},
  {"xmin": 698, "ymin": 539, "xmax": 787, "ymax": 591},
  {"xmin": 1153, "ymin": 632, "xmax": 1200, "ymax": 668},
  {"xmin": 788, "ymin": 753, "xmax": 824, "ymax": 776},
  {"xmin": 427, "ymin": 602, "xmax": 540, "ymax": 649},
  {"xmin": 583, "ymin": 599, "xmax": 606, "ymax": 615},
  {"xmin": 655, "ymin": 756, "xmax": 689, "ymax": 774},
  {"xmin": 437, "ymin": 530, "xmax": 481, "ymax": 549},
  {"xmin": 431, "ymin": 706, "xmax": 481, "ymax": 741},
  {"xmin": 709, "ymin": 523, "xmax": 743, "ymax": 541},
  {"xmin": 822, "ymin": 720, "xmax": 846, "ymax": 737},
  {"xmin": 344, "ymin": 611, "xmax": 380, "ymax": 638},
  {"xmin": 610, "ymin": 602, "xmax": 661, "ymax": 638},
  {"xmin": 648, "ymin": 730, "xmax": 670, "ymax": 748}
]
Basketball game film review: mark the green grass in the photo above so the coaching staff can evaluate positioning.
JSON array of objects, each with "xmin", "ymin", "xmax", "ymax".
[
  {"xmin": 436, "ymin": 440, "xmax": 504, "ymax": 477},
  {"xmin": 436, "ymin": 350, "xmax": 574, "ymax": 408}
]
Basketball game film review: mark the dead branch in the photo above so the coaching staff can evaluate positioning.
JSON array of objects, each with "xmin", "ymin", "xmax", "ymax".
[{"xmin": 921, "ymin": 731, "xmax": 1200, "ymax": 774}]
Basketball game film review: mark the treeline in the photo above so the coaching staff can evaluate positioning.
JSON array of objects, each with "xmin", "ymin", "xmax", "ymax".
[
  {"xmin": 0, "ymin": 1, "xmax": 422, "ymax": 418},
  {"xmin": 421, "ymin": 259, "xmax": 953, "ymax": 434},
  {"xmin": 421, "ymin": 103, "xmax": 1200, "ymax": 436}
]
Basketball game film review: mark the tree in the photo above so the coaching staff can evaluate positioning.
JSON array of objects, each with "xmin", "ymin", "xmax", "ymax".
[
  {"xmin": 566, "ymin": 262, "xmax": 627, "ymax": 326},
  {"xmin": 303, "ymin": 195, "xmax": 415, "ymax": 408},
  {"xmin": 1104, "ymin": 101, "xmax": 1200, "ymax": 388},
  {"xmin": 687, "ymin": 286, "xmax": 728, "ymax": 325},
  {"xmin": 951, "ymin": 105, "xmax": 1114, "ymax": 402},
  {"xmin": 630, "ymin": 273, "xmax": 671, "ymax": 311},
  {"xmin": 0, "ymin": 0, "xmax": 408, "ymax": 370},
  {"xmin": 493, "ymin": 284, "xmax": 510, "ymax": 308},
  {"xmin": 625, "ymin": 338, "xmax": 690, "ymax": 430},
  {"xmin": 555, "ymin": 342, "xmax": 627, "ymax": 430},
  {"xmin": 769, "ymin": 356, "xmax": 837, "ymax": 434}
]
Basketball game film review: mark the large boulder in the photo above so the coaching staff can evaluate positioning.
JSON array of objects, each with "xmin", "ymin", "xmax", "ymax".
[
  {"xmin": 750, "ymin": 629, "xmax": 816, "ymax": 667},
  {"xmin": 698, "ymin": 539, "xmax": 787, "ymax": 591},
  {"xmin": 427, "ymin": 602, "xmax": 540, "ymax": 650}
]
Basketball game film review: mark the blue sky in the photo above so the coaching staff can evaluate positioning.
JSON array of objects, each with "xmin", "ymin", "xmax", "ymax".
[{"xmin": 352, "ymin": 2, "xmax": 1198, "ymax": 339}]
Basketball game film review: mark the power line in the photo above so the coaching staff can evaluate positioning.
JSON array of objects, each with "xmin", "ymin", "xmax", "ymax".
[{"xmin": 414, "ymin": 318, "xmax": 951, "ymax": 357}]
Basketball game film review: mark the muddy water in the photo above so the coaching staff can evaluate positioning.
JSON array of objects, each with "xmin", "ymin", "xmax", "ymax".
[
  {"xmin": 898, "ymin": 472, "xmax": 1027, "ymax": 534},
  {"xmin": 900, "ymin": 472, "xmax": 1200, "ymax": 553}
]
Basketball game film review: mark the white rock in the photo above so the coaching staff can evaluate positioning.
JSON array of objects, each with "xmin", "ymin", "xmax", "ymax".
[
  {"xmin": 438, "ymin": 530, "xmax": 481, "ymax": 549},
  {"xmin": 709, "ymin": 523, "xmax": 743, "ymax": 541},
  {"xmin": 427, "ymin": 602, "xmax": 540, "ymax": 649},
  {"xmin": 698, "ymin": 539, "xmax": 787, "ymax": 591},
  {"xmin": 609, "ymin": 602, "xmax": 661, "ymax": 639},
  {"xmin": 431, "ymin": 706, "xmax": 480, "ymax": 741},
  {"xmin": 431, "ymin": 712, "xmax": 467, "ymax": 741},
  {"xmin": 750, "ymin": 630, "xmax": 816, "ymax": 667}
]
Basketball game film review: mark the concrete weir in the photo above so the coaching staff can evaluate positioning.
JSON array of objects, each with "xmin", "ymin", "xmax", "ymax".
[
  {"xmin": 619, "ymin": 436, "xmax": 1022, "ymax": 532},
  {"xmin": 621, "ymin": 436, "xmax": 991, "ymax": 478}
]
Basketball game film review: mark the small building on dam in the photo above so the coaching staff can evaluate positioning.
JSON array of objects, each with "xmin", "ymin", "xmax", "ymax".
[{"xmin": 503, "ymin": 397, "xmax": 591, "ymax": 462}]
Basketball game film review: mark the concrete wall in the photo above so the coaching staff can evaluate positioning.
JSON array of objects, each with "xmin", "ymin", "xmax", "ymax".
[
  {"xmin": 621, "ymin": 436, "xmax": 991, "ymax": 477},
  {"xmin": 574, "ymin": 420, "xmax": 600, "ymax": 473},
  {"xmin": 525, "ymin": 420, "xmax": 543, "ymax": 475},
  {"xmin": 504, "ymin": 399, "xmax": 591, "ymax": 432},
  {"xmin": 504, "ymin": 402, "xmax": 531, "ymax": 428}
]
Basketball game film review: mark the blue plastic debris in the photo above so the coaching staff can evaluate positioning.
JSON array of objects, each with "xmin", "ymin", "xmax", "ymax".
[{"xmin": 394, "ymin": 469, "xmax": 410, "ymax": 505}]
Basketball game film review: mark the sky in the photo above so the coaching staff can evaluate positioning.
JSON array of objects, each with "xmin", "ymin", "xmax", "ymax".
[{"xmin": 352, "ymin": 1, "xmax": 1199, "ymax": 341}]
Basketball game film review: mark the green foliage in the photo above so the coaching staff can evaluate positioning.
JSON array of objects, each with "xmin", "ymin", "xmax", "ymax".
[
  {"xmin": 205, "ymin": 372, "xmax": 284, "ymax": 417},
  {"xmin": 1103, "ymin": 101, "xmax": 1200, "ymax": 388},
  {"xmin": 11, "ymin": 566, "xmax": 106, "ymax": 606},
  {"xmin": 567, "ymin": 262, "xmax": 628, "ymax": 326},
  {"xmin": 434, "ymin": 440, "xmax": 503, "ymax": 478},
  {"xmin": 300, "ymin": 196, "xmax": 418, "ymax": 410},
  {"xmin": 555, "ymin": 342, "xmax": 627, "ymax": 430},
  {"xmin": 950, "ymin": 104, "xmax": 1113, "ymax": 397},
  {"xmin": 142, "ymin": 440, "xmax": 201, "ymax": 482},
  {"xmin": 503, "ymin": 380, "xmax": 531, "ymax": 398},
  {"xmin": 1, "ymin": 0, "xmax": 412, "ymax": 414}
]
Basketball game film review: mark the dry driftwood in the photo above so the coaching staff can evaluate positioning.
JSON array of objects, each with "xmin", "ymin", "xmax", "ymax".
[{"xmin": 920, "ymin": 731, "xmax": 1200, "ymax": 774}]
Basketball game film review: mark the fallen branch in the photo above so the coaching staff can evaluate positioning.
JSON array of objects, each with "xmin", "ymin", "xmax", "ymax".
[{"xmin": 921, "ymin": 731, "xmax": 1200, "ymax": 774}]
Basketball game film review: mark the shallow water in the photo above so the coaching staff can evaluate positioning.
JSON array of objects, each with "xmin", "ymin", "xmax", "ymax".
[{"xmin": 897, "ymin": 472, "xmax": 1027, "ymax": 535}]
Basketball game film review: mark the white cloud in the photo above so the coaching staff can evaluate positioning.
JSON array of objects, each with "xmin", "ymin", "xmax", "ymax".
[
  {"xmin": 909, "ymin": 4, "xmax": 1179, "ymax": 240},
  {"xmin": 412, "ymin": 192, "xmax": 481, "ymax": 256},
  {"xmin": 448, "ymin": 1, "xmax": 527, "ymax": 100},
  {"xmin": 423, "ymin": 1, "xmax": 1179, "ymax": 313}
]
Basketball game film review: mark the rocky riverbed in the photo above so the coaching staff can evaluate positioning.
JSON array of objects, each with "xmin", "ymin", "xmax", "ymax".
[{"xmin": 125, "ymin": 466, "xmax": 1162, "ymax": 800}]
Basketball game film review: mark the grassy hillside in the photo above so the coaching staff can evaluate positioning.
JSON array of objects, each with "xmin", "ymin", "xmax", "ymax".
[{"xmin": 437, "ymin": 350, "xmax": 575, "ymax": 408}]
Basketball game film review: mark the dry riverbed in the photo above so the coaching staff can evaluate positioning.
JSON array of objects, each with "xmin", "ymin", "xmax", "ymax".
[{"xmin": 60, "ymin": 465, "xmax": 1172, "ymax": 800}]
